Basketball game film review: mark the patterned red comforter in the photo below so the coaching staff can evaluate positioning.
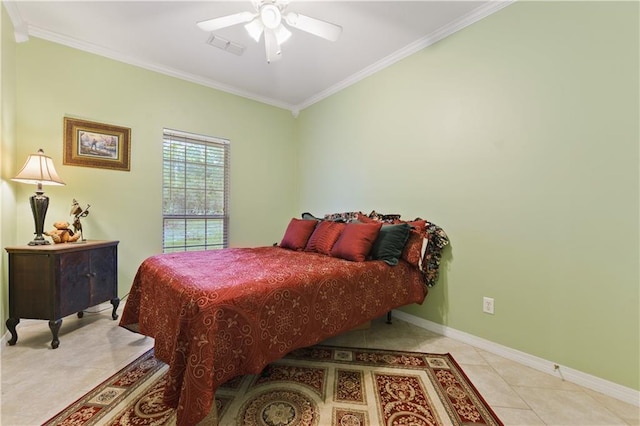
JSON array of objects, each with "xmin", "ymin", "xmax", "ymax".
[{"xmin": 119, "ymin": 246, "xmax": 427, "ymax": 425}]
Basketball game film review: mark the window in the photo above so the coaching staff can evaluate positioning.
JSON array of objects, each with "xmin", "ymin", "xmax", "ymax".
[{"xmin": 162, "ymin": 129, "xmax": 229, "ymax": 253}]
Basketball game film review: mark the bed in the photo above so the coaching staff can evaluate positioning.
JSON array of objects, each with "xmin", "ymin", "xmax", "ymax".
[{"xmin": 119, "ymin": 212, "xmax": 449, "ymax": 426}]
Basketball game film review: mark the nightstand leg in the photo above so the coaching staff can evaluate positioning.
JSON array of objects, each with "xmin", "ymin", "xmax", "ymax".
[
  {"xmin": 49, "ymin": 319, "xmax": 62, "ymax": 349},
  {"xmin": 6, "ymin": 317, "xmax": 19, "ymax": 345},
  {"xmin": 111, "ymin": 298, "xmax": 120, "ymax": 320}
]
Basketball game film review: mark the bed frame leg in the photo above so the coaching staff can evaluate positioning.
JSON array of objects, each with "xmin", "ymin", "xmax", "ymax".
[{"xmin": 386, "ymin": 311, "xmax": 392, "ymax": 324}]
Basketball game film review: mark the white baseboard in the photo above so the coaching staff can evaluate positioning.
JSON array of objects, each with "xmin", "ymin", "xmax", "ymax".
[
  {"xmin": 392, "ymin": 310, "xmax": 640, "ymax": 407},
  {"xmin": 0, "ymin": 331, "xmax": 8, "ymax": 352}
]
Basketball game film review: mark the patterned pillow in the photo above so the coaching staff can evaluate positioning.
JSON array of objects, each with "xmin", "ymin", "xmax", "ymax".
[
  {"xmin": 280, "ymin": 218, "xmax": 318, "ymax": 251},
  {"xmin": 368, "ymin": 210, "xmax": 402, "ymax": 223},
  {"xmin": 331, "ymin": 222, "xmax": 382, "ymax": 262},
  {"xmin": 399, "ymin": 220, "xmax": 427, "ymax": 268},
  {"xmin": 323, "ymin": 211, "xmax": 363, "ymax": 223},
  {"xmin": 305, "ymin": 221, "xmax": 346, "ymax": 255}
]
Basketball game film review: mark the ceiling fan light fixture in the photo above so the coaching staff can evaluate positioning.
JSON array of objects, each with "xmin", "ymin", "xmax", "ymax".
[
  {"xmin": 284, "ymin": 11, "xmax": 298, "ymax": 27},
  {"xmin": 260, "ymin": 4, "xmax": 282, "ymax": 29},
  {"xmin": 244, "ymin": 19, "xmax": 264, "ymax": 42},
  {"xmin": 275, "ymin": 24, "xmax": 292, "ymax": 45},
  {"xmin": 197, "ymin": 0, "xmax": 341, "ymax": 64}
]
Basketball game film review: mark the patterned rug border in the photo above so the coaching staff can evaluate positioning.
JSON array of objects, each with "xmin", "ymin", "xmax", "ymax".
[
  {"xmin": 44, "ymin": 345, "xmax": 504, "ymax": 426},
  {"xmin": 43, "ymin": 349, "xmax": 164, "ymax": 426}
]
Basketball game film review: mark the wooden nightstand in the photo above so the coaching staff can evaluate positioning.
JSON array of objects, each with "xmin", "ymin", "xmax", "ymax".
[{"xmin": 5, "ymin": 240, "xmax": 119, "ymax": 349}]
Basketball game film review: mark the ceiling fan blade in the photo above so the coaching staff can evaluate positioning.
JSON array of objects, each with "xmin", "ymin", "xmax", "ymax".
[
  {"xmin": 284, "ymin": 12, "xmax": 342, "ymax": 42},
  {"xmin": 197, "ymin": 11, "xmax": 256, "ymax": 32},
  {"xmin": 264, "ymin": 28, "xmax": 282, "ymax": 63}
]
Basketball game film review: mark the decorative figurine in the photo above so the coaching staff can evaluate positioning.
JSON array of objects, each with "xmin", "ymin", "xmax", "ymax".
[
  {"xmin": 44, "ymin": 221, "xmax": 80, "ymax": 244},
  {"xmin": 70, "ymin": 199, "xmax": 91, "ymax": 241}
]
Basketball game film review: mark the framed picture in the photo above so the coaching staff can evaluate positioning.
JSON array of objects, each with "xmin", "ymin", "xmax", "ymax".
[{"xmin": 63, "ymin": 117, "xmax": 131, "ymax": 171}]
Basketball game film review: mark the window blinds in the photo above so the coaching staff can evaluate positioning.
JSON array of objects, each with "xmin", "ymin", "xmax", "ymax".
[{"xmin": 162, "ymin": 129, "xmax": 230, "ymax": 252}]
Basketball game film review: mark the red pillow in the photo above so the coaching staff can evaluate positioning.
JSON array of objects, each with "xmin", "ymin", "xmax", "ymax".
[
  {"xmin": 305, "ymin": 221, "xmax": 345, "ymax": 255},
  {"xmin": 280, "ymin": 218, "xmax": 318, "ymax": 250},
  {"xmin": 356, "ymin": 212, "xmax": 376, "ymax": 223},
  {"xmin": 331, "ymin": 222, "xmax": 382, "ymax": 262},
  {"xmin": 399, "ymin": 220, "xmax": 427, "ymax": 267}
]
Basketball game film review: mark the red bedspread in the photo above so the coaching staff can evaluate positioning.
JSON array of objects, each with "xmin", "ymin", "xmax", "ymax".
[{"xmin": 120, "ymin": 246, "xmax": 427, "ymax": 425}]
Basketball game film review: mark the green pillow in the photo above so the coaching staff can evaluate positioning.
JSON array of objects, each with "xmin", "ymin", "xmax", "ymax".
[{"xmin": 370, "ymin": 223, "xmax": 411, "ymax": 265}]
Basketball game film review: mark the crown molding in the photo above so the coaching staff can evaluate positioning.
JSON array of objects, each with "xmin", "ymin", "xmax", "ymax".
[
  {"xmin": 7, "ymin": 0, "xmax": 513, "ymax": 116},
  {"xmin": 25, "ymin": 25, "xmax": 295, "ymax": 113},
  {"xmin": 295, "ymin": 0, "xmax": 515, "ymax": 112},
  {"xmin": 3, "ymin": 1, "xmax": 29, "ymax": 42}
]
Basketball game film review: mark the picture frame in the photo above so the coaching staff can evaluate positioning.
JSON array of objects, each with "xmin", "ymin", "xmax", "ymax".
[{"xmin": 63, "ymin": 117, "xmax": 131, "ymax": 171}]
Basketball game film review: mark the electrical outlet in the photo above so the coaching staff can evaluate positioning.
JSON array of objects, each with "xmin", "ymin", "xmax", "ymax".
[{"xmin": 483, "ymin": 297, "xmax": 495, "ymax": 314}]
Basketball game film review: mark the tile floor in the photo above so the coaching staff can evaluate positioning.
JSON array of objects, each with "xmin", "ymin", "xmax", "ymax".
[{"xmin": 1, "ymin": 303, "xmax": 638, "ymax": 426}]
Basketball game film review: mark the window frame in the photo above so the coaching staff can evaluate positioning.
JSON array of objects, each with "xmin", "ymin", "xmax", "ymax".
[{"xmin": 162, "ymin": 128, "xmax": 230, "ymax": 253}]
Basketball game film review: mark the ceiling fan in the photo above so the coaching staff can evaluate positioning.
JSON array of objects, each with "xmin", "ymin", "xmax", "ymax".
[{"xmin": 197, "ymin": 0, "xmax": 342, "ymax": 63}]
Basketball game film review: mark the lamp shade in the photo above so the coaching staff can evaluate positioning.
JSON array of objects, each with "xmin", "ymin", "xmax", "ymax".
[
  {"xmin": 12, "ymin": 149, "xmax": 65, "ymax": 186},
  {"xmin": 12, "ymin": 149, "xmax": 65, "ymax": 245}
]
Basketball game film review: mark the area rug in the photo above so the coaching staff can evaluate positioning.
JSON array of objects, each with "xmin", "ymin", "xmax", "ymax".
[{"xmin": 44, "ymin": 345, "xmax": 503, "ymax": 426}]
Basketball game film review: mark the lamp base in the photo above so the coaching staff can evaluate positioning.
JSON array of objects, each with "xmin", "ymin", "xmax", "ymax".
[
  {"xmin": 28, "ymin": 237, "xmax": 50, "ymax": 246},
  {"xmin": 28, "ymin": 190, "xmax": 50, "ymax": 246}
]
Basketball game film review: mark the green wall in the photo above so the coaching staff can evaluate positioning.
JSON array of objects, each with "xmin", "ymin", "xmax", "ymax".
[
  {"xmin": 12, "ymin": 38, "xmax": 298, "ymax": 297},
  {"xmin": 296, "ymin": 2, "xmax": 639, "ymax": 390},
  {"xmin": 1, "ymin": 4, "xmax": 19, "ymax": 339}
]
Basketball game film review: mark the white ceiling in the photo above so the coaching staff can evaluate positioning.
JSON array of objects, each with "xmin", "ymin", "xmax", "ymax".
[{"xmin": 5, "ymin": 1, "xmax": 512, "ymax": 113}]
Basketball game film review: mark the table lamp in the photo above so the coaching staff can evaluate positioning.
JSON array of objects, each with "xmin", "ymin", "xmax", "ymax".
[{"xmin": 12, "ymin": 149, "xmax": 65, "ymax": 245}]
